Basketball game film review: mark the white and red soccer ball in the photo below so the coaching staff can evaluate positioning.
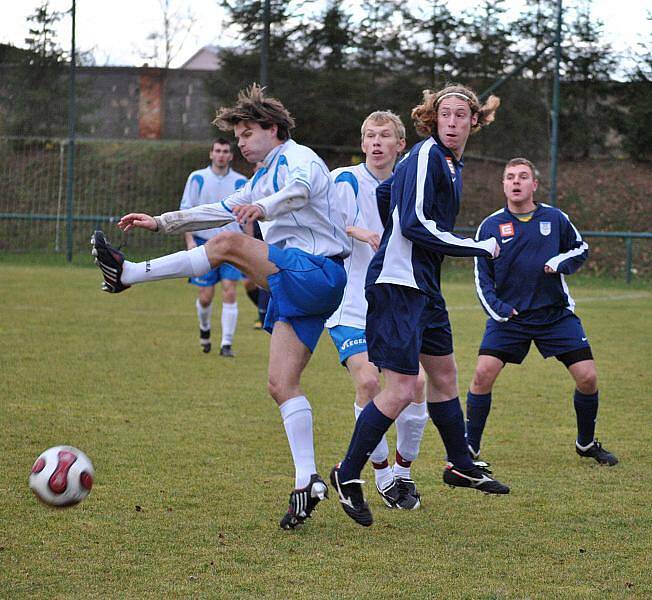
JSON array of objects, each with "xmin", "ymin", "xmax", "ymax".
[{"xmin": 29, "ymin": 446, "xmax": 94, "ymax": 507}]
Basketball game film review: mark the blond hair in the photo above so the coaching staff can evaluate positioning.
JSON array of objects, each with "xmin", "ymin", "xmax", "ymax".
[
  {"xmin": 361, "ymin": 110, "xmax": 406, "ymax": 142},
  {"xmin": 504, "ymin": 157, "xmax": 540, "ymax": 180},
  {"xmin": 411, "ymin": 84, "xmax": 500, "ymax": 137},
  {"xmin": 213, "ymin": 84, "xmax": 295, "ymax": 141}
]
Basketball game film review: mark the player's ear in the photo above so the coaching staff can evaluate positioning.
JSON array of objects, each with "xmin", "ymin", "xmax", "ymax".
[
  {"xmin": 397, "ymin": 138, "xmax": 406, "ymax": 153},
  {"xmin": 532, "ymin": 178, "xmax": 539, "ymax": 192},
  {"xmin": 471, "ymin": 113, "xmax": 479, "ymax": 127}
]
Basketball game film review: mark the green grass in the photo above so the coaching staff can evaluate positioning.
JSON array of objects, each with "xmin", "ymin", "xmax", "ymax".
[{"xmin": 1, "ymin": 263, "xmax": 651, "ymax": 599}]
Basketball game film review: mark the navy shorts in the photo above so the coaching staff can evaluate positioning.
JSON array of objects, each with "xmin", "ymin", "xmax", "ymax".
[
  {"xmin": 188, "ymin": 236, "xmax": 244, "ymax": 286},
  {"xmin": 264, "ymin": 246, "xmax": 346, "ymax": 352},
  {"xmin": 479, "ymin": 313, "xmax": 593, "ymax": 366},
  {"xmin": 365, "ymin": 284, "xmax": 453, "ymax": 375}
]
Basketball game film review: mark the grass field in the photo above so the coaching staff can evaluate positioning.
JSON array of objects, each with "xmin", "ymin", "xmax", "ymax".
[{"xmin": 1, "ymin": 262, "xmax": 651, "ymax": 599}]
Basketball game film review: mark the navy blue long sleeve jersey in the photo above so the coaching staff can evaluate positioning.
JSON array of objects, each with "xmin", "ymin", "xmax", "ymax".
[
  {"xmin": 366, "ymin": 136, "xmax": 496, "ymax": 297},
  {"xmin": 474, "ymin": 203, "xmax": 589, "ymax": 325}
]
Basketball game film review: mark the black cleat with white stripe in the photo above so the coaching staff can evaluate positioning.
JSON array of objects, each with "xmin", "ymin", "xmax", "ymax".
[
  {"xmin": 91, "ymin": 230, "xmax": 130, "ymax": 293},
  {"xmin": 330, "ymin": 464, "xmax": 373, "ymax": 527},
  {"xmin": 576, "ymin": 439, "xmax": 618, "ymax": 466},
  {"xmin": 443, "ymin": 463, "xmax": 510, "ymax": 494},
  {"xmin": 279, "ymin": 474, "xmax": 328, "ymax": 530}
]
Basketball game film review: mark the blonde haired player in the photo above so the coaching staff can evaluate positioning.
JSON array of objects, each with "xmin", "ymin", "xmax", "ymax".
[{"xmin": 326, "ymin": 111, "xmax": 428, "ymax": 510}]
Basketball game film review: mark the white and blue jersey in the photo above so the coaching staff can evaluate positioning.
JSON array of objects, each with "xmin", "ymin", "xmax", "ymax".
[
  {"xmin": 326, "ymin": 163, "xmax": 384, "ymax": 330},
  {"xmin": 179, "ymin": 166, "xmax": 247, "ymax": 240},
  {"xmin": 474, "ymin": 203, "xmax": 589, "ymax": 326},
  {"xmin": 163, "ymin": 139, "xmax": 349, "ymax": 259},
  {"xmin": 366, "ymin": 136, "xmax": 496, "ymax": 297},
  {"xmin": 157, "ymin": 139, "xmax": 349, "ymax": 352}
]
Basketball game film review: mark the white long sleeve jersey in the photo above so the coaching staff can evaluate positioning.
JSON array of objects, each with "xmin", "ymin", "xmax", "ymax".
[
  {"xmin": 158, "ymin": 139, "xmax": 350, "ymax": 259},
  {"xmin": 179, "ymin": 166, "xmax": 247, "ymax": 240},
  {"xmin": 325, "ymin": 164, "xmax": 384, "ymax": 330}
]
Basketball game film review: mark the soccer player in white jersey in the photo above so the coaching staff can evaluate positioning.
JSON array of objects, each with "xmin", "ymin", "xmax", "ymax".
[
  {"xmin": 330, "ymin": 85, "xmax": 511, "ymax": 527},
  {"xmin": 326, "ymin": 111, "xmax": 429, "ymax": 510},
  {"xmin": 91, "ymin": 85, "xmax": 349, "ymax": 530},
  {"xmin": 180, "ymin": 138, "xmax": 248, "ymax": 357}
]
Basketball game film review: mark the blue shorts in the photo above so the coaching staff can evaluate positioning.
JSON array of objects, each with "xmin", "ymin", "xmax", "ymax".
[
  {"xmin": 479, "ymin": 313, "xmax": 592, "ymax": 365},
  {"xmin": 188, "ymin": 236, "xmax": 244, "ymax": 287},
  {"xmin": 264, "ymin": 246, "xmax": 346, "ymax": 353},
  {"xmin": 365, "ymin": 284, "xmax": 453, "ymax": 375},
  {"xmin": 328, "ymin": 325, "xmax": 367, "ymax": 365}
]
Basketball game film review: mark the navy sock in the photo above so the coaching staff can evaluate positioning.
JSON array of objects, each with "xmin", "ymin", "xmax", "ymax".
[
  {"xmin": 246, "ymin": 287, "xmax": 259, "ymax": 307},
  {"xmin": 338, "ymin": 401, "xmax": 394, "ymax": 482},
  {"xmin": 574, "ymin": 389, "xmax": 598, "ymax": 446},
  {"xmin": 466, "ymin": 391, "xmax": 492, "ymax": 454},
  {"xmin": 428, "ymin": 398, "xmax": 474, "ymax": 470},
  {"xmin": 258, "ymin": 288, "xmax": 270, "ymax": 322}
]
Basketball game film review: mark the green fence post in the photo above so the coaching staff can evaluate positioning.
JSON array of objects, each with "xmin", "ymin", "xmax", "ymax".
[
  {"xmin": 626, "ymin": 237, "xmax": 633, "ymax": 284},
  {"xmin": 66, "ymin": 1, "xmax": 77, "ymax": 263}
]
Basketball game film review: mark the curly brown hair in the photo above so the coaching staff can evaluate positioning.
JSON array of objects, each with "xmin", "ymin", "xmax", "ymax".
[
  {"xmin": 213, "ymin": 84, "xmax": 296, "ymax": 141},
  {"xmin": 411, "ymin": 84, "xmax": 500, "ymax": 138}
]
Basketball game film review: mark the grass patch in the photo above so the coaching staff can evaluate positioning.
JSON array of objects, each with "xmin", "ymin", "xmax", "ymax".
[{"xmin": 1, "ymin": 264, "xmax": 651, "ymax": 598}]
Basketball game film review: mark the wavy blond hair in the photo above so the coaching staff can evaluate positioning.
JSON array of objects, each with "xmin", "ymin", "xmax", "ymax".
[{"xmin": 411, "ymin": 84, "xmax": 500, "ymax": 138}]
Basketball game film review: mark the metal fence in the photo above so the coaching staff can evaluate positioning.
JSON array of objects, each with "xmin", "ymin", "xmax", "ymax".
[{"xmin": 1, "ymin": 136, "xmax": 650, "ymax": 281}]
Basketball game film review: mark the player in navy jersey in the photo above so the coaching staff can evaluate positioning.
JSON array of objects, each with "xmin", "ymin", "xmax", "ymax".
[
  {"xmin": 179, "ymin": 138, "xmax": 248, "ymax": 357},
  {"xmin": 91, "ymin": 85, "xmax": 349, "ymax": 530},
  {"xmin": 465, "ymin": 157, "xmax": 618, "ymax": 467},
  {"xmin": 330, "ymin": 84, "xmax": 510, "ymax": 527},
  {"xmin": 326, "ymin": 111, "xmax": 429, "ymax": 511}
]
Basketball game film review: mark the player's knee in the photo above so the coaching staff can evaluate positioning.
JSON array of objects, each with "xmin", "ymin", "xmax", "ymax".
[
  {"xmin": 206, "ymin": 230, "xmax": 242, "ymax": 261},
  {"xmin": 574, "ymin": 367, "xmax": 598, "ymax": 394},
  {"xmin": 355, "ymin": 374, "xmax": 381, "ymax": 403},
  {"xmin": 472, "ymin": 365, "xmax": 497, "ymax": 391},
  {"xmin": 430, "ymin": 366, "xmax": 458, "ymax": 396},
  {"xmin": 390, "ymin": 378, "xmax": 419, "ymax": 409}
]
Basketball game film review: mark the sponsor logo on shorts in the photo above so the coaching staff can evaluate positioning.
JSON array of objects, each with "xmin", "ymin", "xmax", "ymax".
[
  {"xmin": 540, "ymin": 221, "xmax": 551, "ymax": 236},
  {"xmin": 499, "ymin": 223, "xmax": 515, "ymax": 237},
  {"xmin": 340, "ymin": 338, "xmax": 366, "ymax": 351},
  {"xmin": 146, "ymin": 260, "xmax": 151, "ymax": 273}
]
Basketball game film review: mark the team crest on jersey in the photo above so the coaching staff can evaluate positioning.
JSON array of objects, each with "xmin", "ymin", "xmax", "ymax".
[
  {"xmin": 539, "ymin": 221, "xmax": 551, "ymax": 236},
  {"xmin": 499, "ymin": 222, "xmax": 515, "ymax": 237},
  {"xmin": 445, "ymin": 157, "xmax": 456, "ymax": 176}
]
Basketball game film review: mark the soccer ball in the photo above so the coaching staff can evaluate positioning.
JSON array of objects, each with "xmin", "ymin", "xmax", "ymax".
[{"xmin": 29, "ymin": 445, "xmax": 94, "ymax": 507}]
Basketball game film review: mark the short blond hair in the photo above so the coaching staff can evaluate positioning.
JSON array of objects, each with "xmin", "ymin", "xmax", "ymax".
[
  {"xmin": 504, "ymin": 157, "xmax": 539, "ymax": 180},
  {"xmin": 361, "ymin": 110, "xmax": 406, "ymax": 142},
  {"xmin": 411, "ymin": 84, "xmax": 500, "ymax": 138}
]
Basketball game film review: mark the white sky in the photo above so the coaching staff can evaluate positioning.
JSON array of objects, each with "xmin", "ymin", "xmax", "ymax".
[{"xmin": 0, "ymin": 0, "xmax": 649, "ymax": 72}]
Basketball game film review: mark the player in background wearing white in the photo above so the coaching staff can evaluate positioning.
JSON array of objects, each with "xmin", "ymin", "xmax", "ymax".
[
  {"xmin": 180, "ymin": 138, "xmax": 248, "ymax": 357},
  {"xmin": 466, "ymin": 157, "xmax": 618, "ymax": 466},
  {"xmin": 91, "ymin": 85, "xmax": 349, "ymax": 530},
  {"xmin": 326, "ymin": 111, "xmax": 429, "ymax": 510}
]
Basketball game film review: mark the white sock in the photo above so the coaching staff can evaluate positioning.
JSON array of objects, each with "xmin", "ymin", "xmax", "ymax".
[
  {"xmin": 393, "ymin": 464, "xmax": 411, "ymax": 480},
  {"xmin": 280, "ymin": 396, "xmax": 316, "ymax": 489},
  {"xmin": 196, "ymin": 298, "xmax": 212, "ymax": 331},
  {"xmin": 374, "ymin": 465, "xmax": 394, "ymax": 490},
  {"xmin": 121, "ymin": 246, "xmax": 211, "ymax": 285},
  {"xmin": 354, "ymin": 402, "xmax": 389, "ymax": 465},
  {"xmin": 220, "ymin": 302, "xmax": 238, "ymax": 346},
  {"xmin": 395, "ymin": 401, "xmax": 429, "ymax": 463}
]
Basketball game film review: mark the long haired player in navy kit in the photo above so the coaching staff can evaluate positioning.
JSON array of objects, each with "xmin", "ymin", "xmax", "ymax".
[
  {"xmin": 465, "ymin": 157, "xmax": 618, "ymax": 467},
  {"xmin": 330, "ymin": 85, "xmax": 510, "ymax": 527}
]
